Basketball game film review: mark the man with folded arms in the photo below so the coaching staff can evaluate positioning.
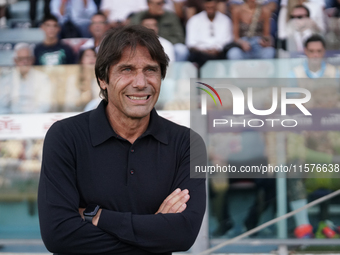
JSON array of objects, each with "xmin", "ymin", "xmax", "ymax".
[{"xmin": 38, "ymin": 25, "xmax": 206, "ymax": 254}]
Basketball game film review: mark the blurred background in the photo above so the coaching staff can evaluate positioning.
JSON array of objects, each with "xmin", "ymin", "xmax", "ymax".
[{"xmin": 0, "ymin": 0, "xmax": 340, "ymax": 254}]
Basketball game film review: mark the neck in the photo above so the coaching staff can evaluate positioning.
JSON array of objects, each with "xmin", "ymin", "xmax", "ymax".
[
  {"xmin": 105, "ymin": 104, "xmax": 150, "ymax": 144},
  {"xmin": 208, "ymin": 13, "xmax": 216, "ymax": 21},
  {"xmin": 44, "ymin": 37, "xmax": 58, "ymax": 46},
  {"xmin": 308, "ymin": 61, "xmax": 322, "ymax": 72},
  {"xmin": 20, "ymin": 71, "xmax": 29, "ymax": 79},
  {"xmin": 246, "ymin": 2, "xmax": 256, "ymax": 10},
  {"xmin": 94, "ymin": 37, "xmax": 102, "ymax": 47}
]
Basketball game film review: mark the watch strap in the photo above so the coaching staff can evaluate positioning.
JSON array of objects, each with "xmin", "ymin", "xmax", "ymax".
[{"xmin": 84, "ymin": 215, "xmax": 93, "ymax": 223}]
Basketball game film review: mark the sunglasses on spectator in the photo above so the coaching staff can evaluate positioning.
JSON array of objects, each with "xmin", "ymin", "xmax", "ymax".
[
  {"xmin": 290, "ymin": 15, "xmax": 308, "ymax": 19},
  {"xmin": 91, "ymin": 21, "xmax": 107, "ymax": 25}
]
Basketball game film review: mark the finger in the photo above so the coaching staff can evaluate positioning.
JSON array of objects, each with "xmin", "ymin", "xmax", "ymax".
[
  {"xmin": 161, "ymin": 189, "xmax": 189, "ymax": 214},
  {"xmin": 176, "ymin": 203, "xmax": 187, "ymax": 213},
  {"xmin": 79, "ymin": 208, "xmax": 85, "ymax": 220},
  {"xmin": 156, "ymin": 188, "xmax": 181, "ymax": 214},
  {"xmin": 158, "ymin": 189, "xmax": 186, "ymax": 214},
  {"xmin": 169, "ymin": 194, "xmax": 190, "ymax": 213}
]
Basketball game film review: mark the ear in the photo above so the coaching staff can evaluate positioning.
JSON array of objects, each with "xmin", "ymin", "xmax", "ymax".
[{"xmin": 99, "ymin": 79, "xmax": 108, "ymax": 90}]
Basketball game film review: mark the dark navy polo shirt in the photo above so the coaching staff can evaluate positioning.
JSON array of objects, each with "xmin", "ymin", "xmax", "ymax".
[{"xmin": 38, "ymin": 100, "xmax": 206, "ymax": 255}]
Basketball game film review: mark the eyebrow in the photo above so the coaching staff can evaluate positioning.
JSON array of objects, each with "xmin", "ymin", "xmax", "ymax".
[
  {"xmin": 116, "ymin": 64, "xmax": 160, "ymax": 70},
  {"xmin": 144, "ymin": 64, "xmax": 160, "ymax": 70},
  {"xmin": 117, "ymin": 64, "xmax": 133, "ymax": 70}
]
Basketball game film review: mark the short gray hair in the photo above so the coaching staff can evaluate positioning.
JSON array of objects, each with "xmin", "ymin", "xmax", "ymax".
[{"xmin": 14, "ymin": 43, "xmax": 34, "ymax": 58}]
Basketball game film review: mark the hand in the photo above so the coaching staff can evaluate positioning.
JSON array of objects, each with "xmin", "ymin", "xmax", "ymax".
[
  {"xmin": 205, "ymin": 49, "xmax": 220, "ymax": 56},
  {"xmin": 155, "ymin": 188, "xmax": 190, "ymax": 214},
  {"xmin": 259, "ymin": 37, "xmax": 272, "ymax": 47},
  {"xmin": 92, "ymin": 209, "xmax": 102, "ymax": 226},
  {"xmin": 79, "ymin": 208, "xmax": 85, "ymax": 220},
  {"xmin": 79, "ymin": 207, "xmax": 102, "ymax": 226},
  {"xmin": 238, "ymin": 40, "xmax": 251, "ymax": 52}
]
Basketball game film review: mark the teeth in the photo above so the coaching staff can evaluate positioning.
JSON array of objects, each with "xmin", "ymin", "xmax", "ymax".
[{"xmin": 128, "ymin": 96, "xmax": 148, "ymax": 100}]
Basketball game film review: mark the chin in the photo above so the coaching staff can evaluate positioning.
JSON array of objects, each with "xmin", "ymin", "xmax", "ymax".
[{"xmin": 126, "ymin": 108, "xmax": 153, "ymax": 119}]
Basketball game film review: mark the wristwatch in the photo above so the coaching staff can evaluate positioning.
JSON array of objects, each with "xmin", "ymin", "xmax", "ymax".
[{"xmin": 83, "ymin": 204, "xmax": 100, "ymax": 223}]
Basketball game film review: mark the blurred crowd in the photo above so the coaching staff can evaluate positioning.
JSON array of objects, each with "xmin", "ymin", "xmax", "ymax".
[
  {"xmin": 1, "ymin": 0, "xmax": 340, "ymax": 66},
  {"xmin": 0, "ymin": 0, "xmax": 339, "ymax": 113}
]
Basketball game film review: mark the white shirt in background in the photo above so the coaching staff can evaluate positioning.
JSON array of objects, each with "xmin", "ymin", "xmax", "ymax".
[
  {"xmin": 278, "ymin": 1, "xmax": 326, "ymax": 40},
  {"xmin": 186, "ymin": 11, "xmax": 233, "ymax": 51},
  {"xmin": 163, "ymin": 0, "xmax": 186, "ymax": 12},
  {"xmin": 159, "ymin": 36, "xmax": 175, "ymax": 62},
  {"xmin": 100, "ymin": 0, "xmax": 148, "ymax": 23}
]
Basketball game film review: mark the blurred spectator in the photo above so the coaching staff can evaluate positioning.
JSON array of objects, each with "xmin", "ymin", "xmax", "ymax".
[
  {"xmin": 34, "ymin": 15, "xmax": 75, "ymax": 65},
  {"xmin": 30, "ymin": 0, "xmax": 51, "ymax": 27},
  {"xmin": 100, "ymin": 0, "xmax": 147, "ymax": 28},
  {"xmin": 64, "ymin": 48, "xmax": 100, "ymax": 111},
  {"xmin": 0, "ymin": 43, "xmax": 53, "ymax": 114},
  {"xmin": 326, "ymin": 0, "xmax": 340, "ymax": 16},
  {"xmin": 290, "ymin": 35, "xmax": 339, "ymax": 78},
  {"xmin": 186, "ymin": 0, "xmax": 233, "ymax": 67},
  {"xmin": 284, "ymin": 5, "xmax": 321, "ymax": 52},
  {"xmin": 163, "ymin": 0, "xmax": 186, "ymax": 20},
  {"xmin": 80, "ymin": 12, "xmax": 109, "ymax": 52},
  {"xmin": 0, "ymin": 2, "xmax": 5, "ymax": 28},
  {"xmin": 93, "ymin": 0, "xmax": 101, "ymax": 11},
  {"xmin": 0, "ymin": 0, "xmax": 17, "ymax": 28},
  {"xmin": 50, "ymin": 0, "xmax": 97, "ymax": 38},
  {"xmin": 141, "ymin": 13, "xmax": 175, "ymax": 62},
  {"xmin": 287, "ymin": 34, "xmax": 338, "ymax": 238},
  {"xmin": 278, "ymin": 0, "xmax": 325, "ymax": 43},
  {"xmin": 228, "ymin": 0, "xmax": 278, "ymax": 38},
  {"xmin": 227, "ymin": 0, "xmax": 275, "ymax": 60},
  {"xmin": 325, "ymin": 0, "xmax": 336, "ymax": 8},
  {"xmin": 229, "ymin": 0, "xmax": 278, "ymax": 13},
  {"xmin": 324, "ymin": 0, "xmax": 340, "ymax": 50},
  {"xmin": 287, "ymin": 5, "xmax": 320, "ymax": 52},
  {"xmin": 130, "ymin": 0, "xmax": 188, "ymax": 61},
  {"xmin": 186, "ymin": 0, "xmax": 227, "ymax": 21}
]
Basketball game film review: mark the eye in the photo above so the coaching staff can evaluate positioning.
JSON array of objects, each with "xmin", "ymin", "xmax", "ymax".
[{"xmin": 122, "ymin": 67, "xmax": 132, "ymax": 72}]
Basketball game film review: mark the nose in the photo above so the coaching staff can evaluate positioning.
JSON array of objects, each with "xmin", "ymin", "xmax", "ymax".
[{"xmin": 133, "ymin": 71, "xmax": 147, "ymax": 89}]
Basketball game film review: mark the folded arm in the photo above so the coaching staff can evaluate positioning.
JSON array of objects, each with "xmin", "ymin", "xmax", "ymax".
[{"xmin": 38, "ymin": 122, "xmax": 206, "ymax": 254}]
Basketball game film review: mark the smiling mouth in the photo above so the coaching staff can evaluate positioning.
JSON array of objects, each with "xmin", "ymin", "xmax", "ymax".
[{"xmin": 127, "ymin": 95, "xmax": 150, "ymax": 100}]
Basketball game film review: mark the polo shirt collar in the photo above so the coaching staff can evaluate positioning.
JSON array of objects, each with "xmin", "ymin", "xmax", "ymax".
[
  {"xmin": 89, "ymin": 100, "xmax": 168, "ymax": 146},
  {"xmin": 141, "ymin": 108, "xmax": 169, "ymax": 145}
]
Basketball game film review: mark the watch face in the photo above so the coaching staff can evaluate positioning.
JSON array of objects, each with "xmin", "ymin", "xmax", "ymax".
[{"xmin": 84, "ymin": 204, "xmax": 100, "ymax": 216}]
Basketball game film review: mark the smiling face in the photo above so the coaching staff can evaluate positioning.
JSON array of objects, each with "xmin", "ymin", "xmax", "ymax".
[{"xmin": 99, "ymin": 44, "xmax": 161, "ymax": 120}]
